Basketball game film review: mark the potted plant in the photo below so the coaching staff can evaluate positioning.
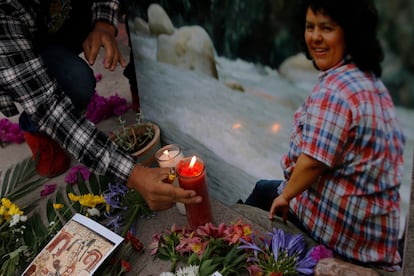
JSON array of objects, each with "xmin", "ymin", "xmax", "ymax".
[{"xmin": 111, "ymin": 112, "xmax": 161, "ymax": 167}]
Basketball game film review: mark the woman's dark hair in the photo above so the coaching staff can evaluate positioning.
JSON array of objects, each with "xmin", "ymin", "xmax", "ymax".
[{"xmin": 296, "ymin": 0, "xmax": 384, "ymax": 77}]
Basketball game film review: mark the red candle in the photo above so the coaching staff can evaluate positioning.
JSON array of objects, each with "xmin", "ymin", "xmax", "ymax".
[{"xmin": 177, "ymin": 156, "xmax": 213, "ymax": 228}]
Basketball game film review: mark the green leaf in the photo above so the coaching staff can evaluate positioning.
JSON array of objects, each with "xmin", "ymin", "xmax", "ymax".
[
  {"xmin": 46, "ymin": 198, "xmax": 56, "ymax": 222},
  {"xmin": 55, "ymin": 191, "xmax": 74, "ymax": 221},
  {"xmin": 89, "ymin": 173, "xmax": 100, "ymax": 194},
  {"xmin": 156, "ymin": 246, "xmax": 173, "ymax": 260},
  {"xmin": 0, "ymin": 158, "xmax": 46, "ymax": 201},
  {"xmin": 76, "ymin": 171, "xmax": 89, "ymax": 195},
  {"xmin": 187, "ymin": 252, "xmax": 200, "ymax": 265},
  {"xmin": 199, "ymin": 259, "xmax": 219, "ymax": 276}
]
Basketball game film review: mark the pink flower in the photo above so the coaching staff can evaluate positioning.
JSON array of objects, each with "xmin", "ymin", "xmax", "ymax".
[
  {"xmin": 309, "ymin": 245, "xmax": 334, "ymax": 262},
  {"xmin": 40, "ymin": 183, "xmax": 57, "ymax": 197},
  {"xmin": 64, "ymin": 164, "xmax": 91, "ymax": 184},
  {"xmin": 176, "ymin": 236, "xmax": 202, "ymax": 254},
  {"xmin": 0, "ymin": 118, "xmax": 24, "ymax": 145},
  {"xmin": 223, "ymin": 219, "xmax": 253, "ymax": 244},
  {"xmin": 246, "ymin": 264, "xmax": 263, "ymax": 276},
  {"xmin": 196, "ymin": 222, "xmax": 227, "ymax": 238},
  {"xmin": 107, "ymin": 95, "xmax": 130, "ymax": 116},
  {"xmin": 95, "ymin": 73, "xmax": 102, "ymax": 82},
  {"xmin": 85, "ymin": 92, "xmax": 131, "ymax": 124},
  {"xmin": 149, "ymin": 232, "xmax": 162, "ymax": 256}
]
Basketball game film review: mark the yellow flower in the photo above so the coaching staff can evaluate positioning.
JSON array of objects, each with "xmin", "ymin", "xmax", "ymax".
[
  {"xmin": 8, "ymin": 203, "xmax": 23, "ymax": 216},
  {"xmin": 0, "ymin": 198, "xmax": 23, "ymax": 220},
  {"xmin": 243, "ymin": 224, "xmax": 252, "ymax": 236},
  {"xmin": 1, "ymin": 198, "xmax": 12, "ymax": 208},
  {"xmin": 0, "ymin": 205, "xmax": 5, "ymax": 216},
  {"xmin": 68, "ymin": 192, "xmax": 80, "ymax": 202},
  {"xmin": 191, "ymin": 242, "xmax": 202, "ymax": 254},
  {"xmin": 53, "ymin": 203, "xmax": 64, "ymax": 210},
  {"xmin": 78, "ymin": 194, "xmax": 106, "ymax": 208}
]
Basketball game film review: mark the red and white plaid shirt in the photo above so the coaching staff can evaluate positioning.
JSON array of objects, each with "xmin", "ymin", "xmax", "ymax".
[{"xmin": 278, "ymin": 61, "xmax": 405, "ymax": 267}]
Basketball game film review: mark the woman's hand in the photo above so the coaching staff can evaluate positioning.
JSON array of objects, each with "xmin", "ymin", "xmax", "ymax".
[
  {"xmin": 268, "ymin": 153, "xmax": 328, "ymax": 222},
  {"xmin": 82, "ymin": 21, "xmax": 126, "ymax": 71},
  {"xmin": 127, "ymin": 165, "xmax": 202, "ymax": 211},
  {"xmin": 268, "ymin": 194, "xmax": 290, "ymax": 222}
]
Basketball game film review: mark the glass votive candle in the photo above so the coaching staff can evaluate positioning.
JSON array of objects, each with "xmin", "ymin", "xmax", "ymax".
[
  {"xmin": 154, "ymin": 144, "xmax": 186, "ymax": 215},
  {"xmin": 176, "ymin": 156, "xmax": 213, "ymax": 228},
  {"xmin": 154, "ymin": 144, "xmax": 184, "ymax": 168}
]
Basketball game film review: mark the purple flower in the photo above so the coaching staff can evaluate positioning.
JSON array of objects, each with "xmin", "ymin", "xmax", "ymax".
[
  {"xmin": 284, "ymin": 233, "xmax": 305, "ymax": 257},
  {"xmin": 296, "ymin": 247, "xmax": 318, "ymax": 275},
  {"xmin": 0, "ymin": 118, "xmax": 24, "ymax": 145},
  {"xmin": 105, "ymin": 213, "xmax": 123, "ymax": 233},
  {"xmin": 104, "ymin": 183, "xmax": 129, "ymax": 210},
  {"xmin": 85, "ymin": 92, "xmax": 130, "ymax": 124},
  {"xmin": 309, "ymin": 244, "xmax": 334, "ymax": 262},
  {"xmin": 64, "ymin": 164, "xmax": 91, "ymax": 184},
  {"xmin": 107, "ymin": 94, "xmax": 130, "ymax": 116},
  {"xmin": 95, "ymin": 73, "xmax": 102, "ymax": 82},
  {"xmin": 269, "ymin": 228, "xmax": 285, "ymax": 262},
  {"xmin": 85, "ymin": 93, "xmax": 110, "ymax": 123},
  {"xmin": 239, "ymin": 236, "xmax": 263, "ymax": 257},
  {"xmin": 40, "ymin": 183, "xmax": 57, "ymax": 197}
]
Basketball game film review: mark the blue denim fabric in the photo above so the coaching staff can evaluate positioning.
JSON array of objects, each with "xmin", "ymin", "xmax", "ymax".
[
  {"xmin": 19, "ymin": 44, "xmax": 96, "ymax": 133},
  {"xmin": 245, "ymin": 179, "xmax": 282, "ymax": 211},
  {"xmin": 245, "ymin": 179, "xmax": 310, "ymax": 233}
]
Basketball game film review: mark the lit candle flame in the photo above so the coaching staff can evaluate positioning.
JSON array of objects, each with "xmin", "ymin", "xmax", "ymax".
[
  {"xmin": 189, "ymin": 156, "xmax": 197, "ymax": 168},
  {"xmin": 163, "ymin": 149, "xmax": 170, "ymax": 158}
]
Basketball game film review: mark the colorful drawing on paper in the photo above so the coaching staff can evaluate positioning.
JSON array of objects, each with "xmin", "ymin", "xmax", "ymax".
[{"xmin": 23, "ymin": 214, "xmax": 123, "ymax": 276}]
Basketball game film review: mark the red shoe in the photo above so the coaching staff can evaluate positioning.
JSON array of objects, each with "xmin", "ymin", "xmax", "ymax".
[{"xmin": 24, "ymin": 132, "xmax": 71, "ymax": 178}]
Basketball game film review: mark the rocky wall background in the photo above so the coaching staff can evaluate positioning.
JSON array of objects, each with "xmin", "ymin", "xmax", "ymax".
[{"xmin": 124, "ymin": 0, "xmax": 414, "ymax": 109}]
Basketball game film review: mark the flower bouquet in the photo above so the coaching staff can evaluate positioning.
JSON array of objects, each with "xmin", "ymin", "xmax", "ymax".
[
  {"xmin": 151, "ymin": 220, "xmax": 333, "ymax": 276},
  {"xmin": 0, "ymin": 161, "xmax": 153, "ymax": 276}
]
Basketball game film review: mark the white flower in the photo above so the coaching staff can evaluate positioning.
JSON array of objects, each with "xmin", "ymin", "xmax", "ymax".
[
  {"xmin": 9, "ymin": 214, "xmax": 22, "ymax": 227},
  {"xmin": 159, "ymin": 265, "xmax": 199, "ymax": 276},
  {"xmin": 19, "ymin": 215, "xmax": 27, "ymax": 222},
  {"xmin": 87, "ymin": 207, "xmax": 101, "ymax": 217},
  {"xmin": 176, "ymin": 265, "xmax": 199, "ymax": 276}
]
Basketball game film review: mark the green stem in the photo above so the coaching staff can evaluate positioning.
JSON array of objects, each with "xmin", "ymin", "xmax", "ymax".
[
  {"xmin": 48, "ymin": 203, "xmax": 78, "ymax": 235},
  {"xmin": 170, "ymin": 257, "xmax": 178, "ymax": 272},
  {"xmin": 121, "ymin": 205, "xmax": 140, "ymax": 237}
]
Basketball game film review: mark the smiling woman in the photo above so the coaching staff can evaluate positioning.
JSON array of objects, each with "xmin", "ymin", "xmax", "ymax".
[
  {"xmin": 304, "ymin": 8, "xmax": 346, "ymax": 71},
  {"xmin": 245, "ymin": 0, "xmax": 406, "ymax": 271}
]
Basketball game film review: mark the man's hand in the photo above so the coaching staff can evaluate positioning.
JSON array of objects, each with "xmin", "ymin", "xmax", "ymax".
[
  {"xmin": 82, "ymin": 21, "xmax": 126, "ymax": 71},
  {"xmin": 127, "ymin": 165, "xmax": 202, "ymax": 211}
]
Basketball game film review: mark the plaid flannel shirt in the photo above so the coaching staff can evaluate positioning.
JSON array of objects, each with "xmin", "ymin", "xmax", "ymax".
[
  {"xmin": 278, "ymin": 61, "xmax": 405, "ymax": 266},
  {"xmin": 0, "ymin": 0, "xmax": 135, "ymax": 183}
]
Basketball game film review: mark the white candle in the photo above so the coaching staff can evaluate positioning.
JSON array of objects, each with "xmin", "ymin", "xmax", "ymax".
[
  {"xmin": 157, "ymin": 149, "xmax": 181, "ymax": 167},
  {"xmin": 154, "ymin": 144, "xmax": 186, "ymax": 215}
]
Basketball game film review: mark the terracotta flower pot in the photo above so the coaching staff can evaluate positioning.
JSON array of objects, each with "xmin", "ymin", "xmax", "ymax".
[
  {"xmin": 130, "ymin": 123, "xmax": 161, "ymax": 167},
  {"xmin": 111, "ymin": 122, "xmax": 162, "ymax": 167}
]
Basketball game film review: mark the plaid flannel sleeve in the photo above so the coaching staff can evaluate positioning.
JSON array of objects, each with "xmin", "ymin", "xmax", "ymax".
[
  {"xmin": 91, "ymin": 0, "xmax": 120, "ymax": 30},
  {"xmin": 0, "ymin": 6, "xmax": 135, "ymax": 183}
]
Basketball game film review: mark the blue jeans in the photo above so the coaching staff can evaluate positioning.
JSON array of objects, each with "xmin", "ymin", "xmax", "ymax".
[
  {"xmin": 245, "ymin": 179, "xmax": 309, "ymax": 233},
  {"xmin": 19, "ymin": 43, "xmax": 96, "ymax": 133},
  {"xmin": 19, "ymin": 1, "xmax": 95, "ymax": 133}
]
